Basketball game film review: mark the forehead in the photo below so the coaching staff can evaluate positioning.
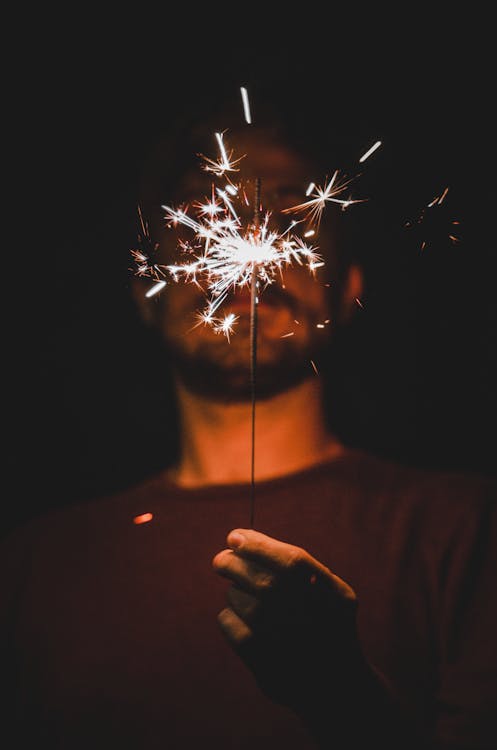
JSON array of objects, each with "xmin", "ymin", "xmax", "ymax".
[{"xmin": 176, "ymin": 128, "xmax": 317, "ymax": 199}]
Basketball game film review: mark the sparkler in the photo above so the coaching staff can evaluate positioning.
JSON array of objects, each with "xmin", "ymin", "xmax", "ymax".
[
  {"xmin": 160, "ymin": 138, "xmax": 325, "ymax": 528},
  {"xmin": 131, "ymin": 89, "xmax": 366, "ymax": 527},
  {"xmin": 160, "ymin": 149, "xmax": 325, "ymax": 334},
  {"xmin": 248, "ymin": 176, "xmax": 262, "ymax": 527}
]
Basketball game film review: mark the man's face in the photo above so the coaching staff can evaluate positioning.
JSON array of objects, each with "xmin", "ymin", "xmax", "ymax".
[{"xmin": 147, "ymin": 129, "xmax": 338, "ymax": 401}]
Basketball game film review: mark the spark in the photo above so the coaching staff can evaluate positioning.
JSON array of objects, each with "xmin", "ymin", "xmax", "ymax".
[
  {"xmin": 216, "ymin": 132, "xmax": 230, "ymax": 166},
  {"xmin": 405, "ymin": 187, "xmax": 461, "ymax": 250},
  {"xmin": 309, "ymin": 260, "xmax": 324, "ymax": 270},
  {"xmin": 213, "ymin": 312, "xmax": 239, "ymax": 342},
  {"xmin": 240, "ymin": 87, "xmax": 252, "ymax": 124},
  {"xmin": 133, "ymin": 513, "xmax": 153, "ymax": 525},
  {"xmin": 189, "ymin": 310, "xmax": 216, "ymax": 330},
  {"xmin": 428, "ymin": 187, "xmax": 449, "ymax": 207},
  {"xmin": 359, "ymin": 140, "xmax": 382, "ymax": 163},
  {"xmin": 161, "ymin": 200, "xmax": 322, "ymax": 327},
  {"xmin": 438, "ymin": 187, "xmax": 449, "ymax": 204},
  {"xmin": 280, "ymin": 331, "xmax": 295, "ymax": 338},
  {"xmin": 137, "ymin": 120, "xmax": 364, "ymax": 336},
  {"xmin": 196, "ymin": 193, "xmax": 223, "ymax": 217},
  {"xmin": 145, "ymin": 280, "xmax": 167, "ymax": 298},
  {"xmin": 310, "ymin": 359, "xmax": 319, "ymax": 374},
  {"xmin": 130, "ymin": 204, "xmax": 167, "ymax": 282},
  {"xmin": 201, "ymin": 131, "xmax": 245, "ymax": 177},
  {"xmin": 282, "ymin": 171, "xmax": 364, "ymax": 227}
]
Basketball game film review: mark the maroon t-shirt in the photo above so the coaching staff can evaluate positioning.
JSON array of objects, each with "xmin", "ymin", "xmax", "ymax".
[{"xmin": 1, "ymin": 448, "xmax": 496, "ymax": 748}]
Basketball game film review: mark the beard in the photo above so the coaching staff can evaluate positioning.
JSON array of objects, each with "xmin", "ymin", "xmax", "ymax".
[{"xmin": 164, "ymin": 285, "xmax": 332, "ymax": 402}]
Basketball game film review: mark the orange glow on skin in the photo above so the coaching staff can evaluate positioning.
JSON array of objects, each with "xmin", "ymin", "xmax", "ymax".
[{"xmin": 133, "ymin": 512, "xmax": 153, "ymax": 525}]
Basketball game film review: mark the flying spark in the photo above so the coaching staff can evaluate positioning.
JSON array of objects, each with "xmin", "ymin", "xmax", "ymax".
[
  {"xmin": 132, "ymin": 118, "xmax": 365, "ymax": 336},
  {"xmin": 200, "ymin": 131, "xmax": 245, "ymax": 177},
  {"xmin": 359, "ymin": 140, "xmax": 382, "ymax": 163},
  {"xmin": 162, "ymin": 201, "xmax": 322, "ymax": 323},
  {"xmin": 145, "ymin": 280, "xmax": 167, "ymax": 298},
  {"xmin": 282, "ymin": 171, "xmax": 365, "ymax": 227},
  {"xmin": 404, "ymin": 187, "xmax": 461, "ymax": 250},
  {"xmin": 240, "ymin": 87, "xmax": 252, "ymax": 124},
  {"xmin": 130, "ymin": 204, "xmax": 165, "ymax": 282}
]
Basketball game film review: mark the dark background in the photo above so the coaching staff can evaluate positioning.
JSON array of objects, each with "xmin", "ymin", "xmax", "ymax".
[{"xmin": 8, "ymin": 27, "xmax": 497, "ymax": 537}]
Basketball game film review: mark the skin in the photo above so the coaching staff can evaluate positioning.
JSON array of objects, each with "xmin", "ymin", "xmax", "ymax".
[
  {"xmin": 213, "ymin": 528, "xmax": 356, "ymax": 644},
  {"xmin": 212, "ymin": 529, "xmax": 400, "ymax": 739}
]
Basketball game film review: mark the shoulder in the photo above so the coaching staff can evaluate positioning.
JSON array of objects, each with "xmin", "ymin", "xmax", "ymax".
[
  {"xmin": 340, "ymin": 447, "xmax": 496, "ymax": 501},
  {"xmin": 0, "ymin": 470, "xmax": 175, "ymax": 616},
  {"xmin": 0, "ymin": 470, "xmax": 172, "ymax": 560},
  {"xmin": 318, "ymin": 448, "xmax": 497, "ymax": 540}
]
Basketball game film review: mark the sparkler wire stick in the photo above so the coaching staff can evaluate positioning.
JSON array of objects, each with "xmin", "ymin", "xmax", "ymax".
[
  {"xmin": 249, "ymin": 177, "xmax": 261, "ymax": 529},
  {"xmin": 132, "ymin": 104, "xmax": 366, "ymax": 529}
]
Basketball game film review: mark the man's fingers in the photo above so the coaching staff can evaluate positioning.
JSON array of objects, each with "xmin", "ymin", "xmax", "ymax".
[
  {"xmin": 224, "ymin": 528, "xmax": 356, "ymax": 601},
  {"xmin": 217, "ymin": 607, "xmax": 253, "ymax": 648},
  {"xmin": 212, "ymin": 549, "xmax": 276, "ymax": 594},
  {"xmin": 226, "ymin": 586, "xmax": 260, "ymax": 625}
]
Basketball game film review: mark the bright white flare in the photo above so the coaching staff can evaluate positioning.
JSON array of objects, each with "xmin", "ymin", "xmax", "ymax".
[
  {"xmin": 201, "ymin": 132, "xmax": 245, "ymax": 177},
  {"xmin": 162, "ymin": 204, "xmax": 321, "ymax": 319},
  {"xmin": 282, "ymin": 171, "xmax": 364, "ymax": 226},
  {"xmin": 240, "ymin": 87, "xmax": 252, "ymax": 124},
  {"xmin": 145, "ymin": 280, "xmax": 167, "ymax": 298},
  {"xmin": 359, "ymin": 140, "xmax": 382, "ymax": 163},
  {"xmin": 133, "ymin": 127, "xmax": 365, "ymax": 335}
]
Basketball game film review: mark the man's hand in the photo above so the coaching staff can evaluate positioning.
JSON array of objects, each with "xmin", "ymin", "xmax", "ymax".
[{"xmin": 212, "ymin": 528, "xmax": 366, "ymax": 713}]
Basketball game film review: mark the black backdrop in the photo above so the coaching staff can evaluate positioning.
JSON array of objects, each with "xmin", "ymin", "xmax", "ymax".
[{"xmin": 8, "ymin": 29, "xmax": 497, "ymax": 537}]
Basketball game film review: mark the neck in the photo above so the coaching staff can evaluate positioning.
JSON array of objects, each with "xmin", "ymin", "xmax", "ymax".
[{"xmin": 169, "ymin": 377, "xmax": 344, "ymax": 487}]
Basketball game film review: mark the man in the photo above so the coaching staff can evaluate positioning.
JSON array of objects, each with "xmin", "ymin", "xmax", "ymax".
[{"xmin": 1, "ymin": 111, "xmax": 496, "ymax": 749}]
